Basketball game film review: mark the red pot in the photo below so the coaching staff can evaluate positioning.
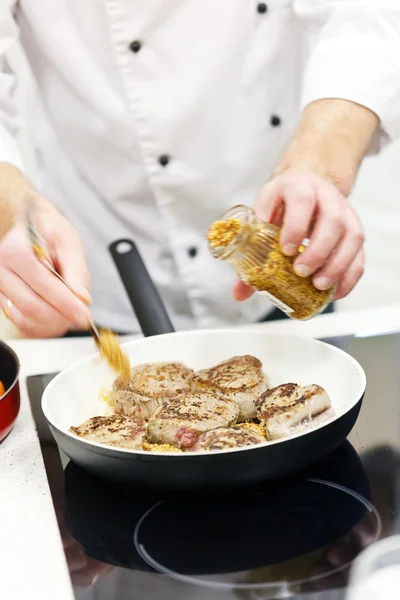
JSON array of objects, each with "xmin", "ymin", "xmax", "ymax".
[{"xmin": 0, "ymin": 341, "xmax": 20, "ymax": 442}]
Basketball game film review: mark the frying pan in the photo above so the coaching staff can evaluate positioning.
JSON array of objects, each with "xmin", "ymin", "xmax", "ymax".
[{"xmin": 42, "ymin": 240, "xmax": 366, "ymax": 489}]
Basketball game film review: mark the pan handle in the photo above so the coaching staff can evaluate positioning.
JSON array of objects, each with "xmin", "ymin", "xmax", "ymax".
[{"xmin": 109, "ymin": 239, "xmax": 175, "ymax": 337}]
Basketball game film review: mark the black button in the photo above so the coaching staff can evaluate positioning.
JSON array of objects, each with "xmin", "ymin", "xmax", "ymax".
[
  {"xmin": 130, "ymin": 40, "xmax": 142, "ymax": 53},
  {"xmin": 158, "ymin": 154, "xmax": 170, "ymax": 167},
  {"xmin": 257, "ymin": 3, "xmax": 268, "ymax": 14},
  {"xmin": 188, "ymin": 247, "xmax": 198, "ymax": 258},
  {"xmin": 270, "ymin": 115, "xmax": 281, "ymax": 127}
]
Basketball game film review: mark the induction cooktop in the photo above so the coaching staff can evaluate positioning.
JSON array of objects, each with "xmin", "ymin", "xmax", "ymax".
[{"xmin": 26, "ymin": 332, "xmax": 400, "ymax": 600}]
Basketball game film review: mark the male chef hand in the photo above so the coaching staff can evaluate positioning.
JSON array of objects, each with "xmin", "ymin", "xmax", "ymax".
[
  {"xmin": 233, "ymin": 168, "xmax": 365, "ymax": 304},
  {"xmin": 233, "ymin": 99, "xmax": 377, "ymax": 306},
  {"xmin": 0, "ymin": 165, "xmax": 91, "ymax": 337}
]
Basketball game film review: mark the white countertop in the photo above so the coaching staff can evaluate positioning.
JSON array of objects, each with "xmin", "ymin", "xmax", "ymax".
[{"xmin": 1, "ymin": 304, "xmax": 400, "ymax": 600}]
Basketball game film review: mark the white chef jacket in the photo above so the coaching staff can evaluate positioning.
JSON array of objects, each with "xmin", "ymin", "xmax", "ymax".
[{"xmin": 1, "ymin": 1, "xmax": 400, "ymax": 333}]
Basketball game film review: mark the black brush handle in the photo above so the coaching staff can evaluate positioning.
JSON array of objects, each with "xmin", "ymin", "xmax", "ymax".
[{"xmin": 109, "ymin": 239, "xmax": 175, "ymax": 337}]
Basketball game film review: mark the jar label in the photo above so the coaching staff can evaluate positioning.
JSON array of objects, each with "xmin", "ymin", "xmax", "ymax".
[{"xmin": 259, "ymin": 291, "xmax": 294, "ymax": 314}]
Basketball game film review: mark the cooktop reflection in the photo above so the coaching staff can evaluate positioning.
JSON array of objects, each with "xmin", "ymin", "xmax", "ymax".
[{"xmin": 26, "ymin": 332, "xmax": 400, "ymax": 600}]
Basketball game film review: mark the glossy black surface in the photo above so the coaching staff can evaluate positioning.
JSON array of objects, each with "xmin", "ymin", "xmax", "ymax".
[{"xmin": 27, "ymin": 331, "xmax": 400, "ymax": 599}]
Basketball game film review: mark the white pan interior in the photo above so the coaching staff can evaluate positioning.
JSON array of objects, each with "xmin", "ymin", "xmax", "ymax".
[{"xmin": 42, "ymin": 330, "xmax": 366, "ymax": 453}]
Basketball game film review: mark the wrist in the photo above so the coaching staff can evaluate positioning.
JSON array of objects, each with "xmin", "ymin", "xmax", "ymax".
[
  {"xmin": 0, "ymin": 162, "xmax": 56, "ymax": 214},
  {"xmin": 0, "ymin": 164, "xmax": 60, "ymax": 240},
  {"xmin": 273, "ymin": 150, "xmax": 356, "ymax": 197},
  {"xmin": 273, "ymin": 99, "xmax": 379, "ymax": 197},
  {"xmin": 0, "ymin": 162, "xmax": 33, "ymax": 211}
]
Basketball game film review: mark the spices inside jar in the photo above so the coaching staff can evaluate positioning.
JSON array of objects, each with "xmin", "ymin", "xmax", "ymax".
[
  {"xmin": 206, "ymin": 205, "xmax": 335, "ymax": 321},
  {"xmin": 207, "ymin": 218, "xmax": 241, "ymax": 247},
  {"xmin": 244, "ymin": 243, "xmax": 333, "ymax": 320}
]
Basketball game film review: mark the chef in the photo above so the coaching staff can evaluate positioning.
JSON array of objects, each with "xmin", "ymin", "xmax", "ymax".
[{"xmin": 0, "ymin": 1, "xmax": 399, "ymax": 338}]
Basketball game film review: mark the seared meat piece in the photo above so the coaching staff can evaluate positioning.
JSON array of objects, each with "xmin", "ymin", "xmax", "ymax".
[
  {"xmin": 257, "ymin": 383, "xmax": 333, "ymax": 440},
  {"xmin": 113, "ymin": 362, "xmax": 193, "ymax": 420},
  {"xmin": 69, "ymin": 414, "xmax": 146, "ymax": 449},
  {"xmin": 190, "ymin": 425, "xmax": 265, "ymax": 452},
  {"xmin": 147, "ymin": 392, "xmax": 239, "ymax": 448},
  {"xmin": 191, "ymin": 355, "xmax": 267, "ymax": 421}
]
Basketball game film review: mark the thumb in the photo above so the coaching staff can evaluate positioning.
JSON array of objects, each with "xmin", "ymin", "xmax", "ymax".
[{"xmin": 233, "ymin": 277, "xmax": 254, "ymax": 302}]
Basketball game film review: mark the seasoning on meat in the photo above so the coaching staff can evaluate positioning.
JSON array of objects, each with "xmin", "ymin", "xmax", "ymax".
[
  {"xmin": 190, "ymin": 425, "xmax": 265, "ymax": 451},
  {"xmin": 113, "ymin": 361, "xmax": 193, "ymax": 420},
  {"xmin": 147, "ymin": 391, "xmax": 239, "ymax": 448},
  {"xmin": 235, "ymin": 421, "xmax": 266, "ymax": 438},
  {"xmin": 69, "ymin": 414, "xmax": 146, "ymax": 449},
  {"xmin": 73, "ymin": 351, "xmax": 336, "ymax": 454},
  {"xmin": 206, "ymin": 218, "xmax": 241, "ymax": 247},
  {"xmin": 191, "ymin": 355, "xmax": 267, "ymax": 421},
  {"xmin": 98, "ymin": 387, "xmax": 115, "ymax": 416},
  {"xmin": 142, "ymin": 442, "xmax": 183, "ymax": 453},
  {"xmin": 257, "ymin": 383, "xmax": 333, "ymax": 440}
]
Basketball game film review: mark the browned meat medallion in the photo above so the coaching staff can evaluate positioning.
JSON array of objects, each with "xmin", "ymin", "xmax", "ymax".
[
  {"xmin": 69, "ymin": 414, "xmax": 146, "ymax": 450},
  {"xmin": 113, "ymin": 361, "xmax": 193, "ymax": 420},
  {"xmin": 147, "ymin": 392, "xmax": 239, "ymax": 448},
  {"xmin": 189, "ymin": 425, "xmax": 266, "ymax": 452},
  {"xmin": 257, "ymin": 383, "xmax": 333, "ymax": 440},
  {"xmin": 191, "ymin": 355, "xmax": 267, "ymax": 421}
]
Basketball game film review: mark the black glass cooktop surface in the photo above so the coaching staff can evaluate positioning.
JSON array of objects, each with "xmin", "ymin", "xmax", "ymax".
[{"xmin": 26, "ymin": 331, "xmax": 400, "ymax": 600}]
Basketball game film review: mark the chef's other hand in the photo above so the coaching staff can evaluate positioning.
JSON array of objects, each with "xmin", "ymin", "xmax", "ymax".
[
  {"xmin": 234, "ymin": 168, "xmax": 365, "ymax": 303},
  {"xmin": 0, "ymin": 194, "xmax": 92, "ymax": 338}
]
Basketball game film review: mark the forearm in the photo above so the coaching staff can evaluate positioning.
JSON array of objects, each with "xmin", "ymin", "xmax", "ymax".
[
  {"xmin": 0, "ymin": 162, "xmax": 34, "ymax": 204},
  {"xmin": 273, "ymin": 99, "xmax": 379, "ymax": 196}
]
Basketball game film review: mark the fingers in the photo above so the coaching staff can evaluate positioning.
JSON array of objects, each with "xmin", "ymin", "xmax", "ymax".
[
  {"xmin": 277, "ymin": 183, "xmax": 316, "ymax": 256},
  {"xmin": 0, "ymin": 296, "xmax": 69, "ymax": 338},
  {"xmin": 250, "ymin": 170, "xmax": 366, "ymax": 304},
  {"xmin": 313, "ymin": 207, "xmax": 364, "ymax": 291},
  {"xmin": 333, "ymin": 249, "xmax": 365, "ymax": 300},
  {"xmin": 256, "ymin": 175, "xmax": 316, "ymax": 255},
  {"xmin": 0, "ymin": 276, "xmax": 72, "ymax": 338},
  {"xmin": 293, "ymin": 185, "xmax": 346, "ymax": 279},
  {"xmin": 9, "ymin": 251, "xmax": 91, "ymax": 326},
  {"xmin": 0, "ymin": 215, "xmax": 92, "ymax": 337},
  {"xmin": 233, "ymin": 278, "xmax": 254, "ymax": 302},
  {"xmin": 254, "ymin": 177, "xmax": 283, "ymax": 223}
]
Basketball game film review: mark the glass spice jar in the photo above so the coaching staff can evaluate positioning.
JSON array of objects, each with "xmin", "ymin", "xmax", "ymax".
[{"xmin": 206, "ymin": 204, "xmax": 336, "ymax": 321}]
